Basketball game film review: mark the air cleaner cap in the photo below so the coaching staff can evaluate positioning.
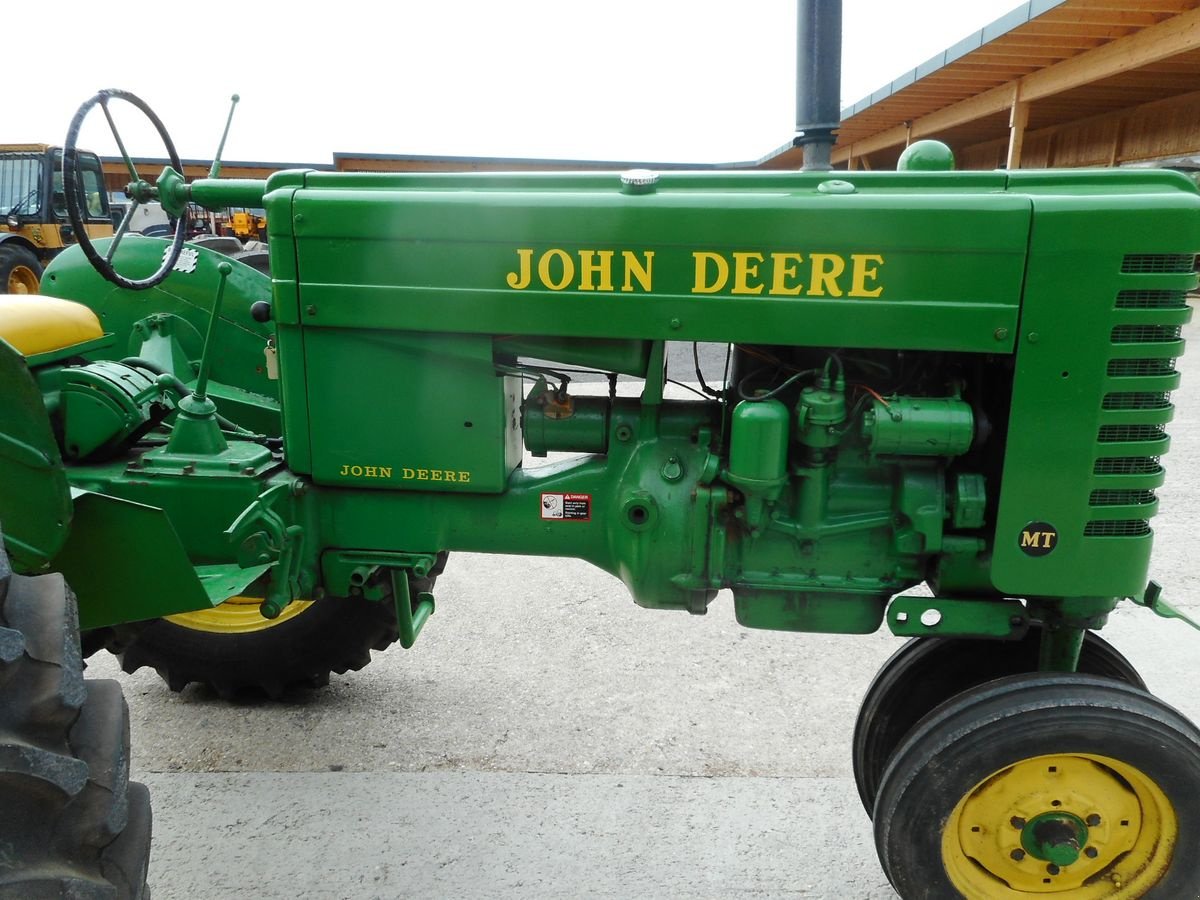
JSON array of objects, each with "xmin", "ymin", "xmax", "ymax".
[
  {"xmin": 620, "ymin": 169, "xmax": 659, "ymax": 195},
  {"xmin": 897, "ymin": 140, "xmax": 956, "ymax": 172}
]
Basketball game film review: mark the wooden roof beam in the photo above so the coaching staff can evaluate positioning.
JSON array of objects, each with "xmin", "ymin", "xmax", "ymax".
[
  {"xmin": 833, "ymin": 6, "xmax": 1200, "ymax": 163},
  {"xmin": 1037, "ymin": 10, "xmax": 1169, "ymax": 27}
]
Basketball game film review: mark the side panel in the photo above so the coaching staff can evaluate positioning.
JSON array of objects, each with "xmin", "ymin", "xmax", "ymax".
[
  {"xmin": 303, "ymin": 331, "xmax": 521, "ymax": 492},
  {"xmin": 992, "ymin": 190, "xmax": 1200, "ymax": 597},
  {"xmin": 287, "ymin": 173, "xmax": 1031, "ymax": 354},
  {"xmin": 0, "ymin": 338, "xmax": 72, "ymax": 569},
  {"xmin": 53, "ymin": 491, "xmax": 214, "ymax": 630}
]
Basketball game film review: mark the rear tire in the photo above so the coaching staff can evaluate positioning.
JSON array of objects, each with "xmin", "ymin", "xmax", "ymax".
[
  {"xmin": 0, "ymin": 243, "xmax": 43, "ymax": 294},
  {"xmin": 116, "ymin": 555, "xmax": 447, "ymax": 699},
  {"xmin": 0, "ymin": 540, "xmax": 151, "ymax": 898}
]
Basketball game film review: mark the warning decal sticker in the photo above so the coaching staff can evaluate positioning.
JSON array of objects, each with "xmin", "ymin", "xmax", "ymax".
[{"xmin": 541, "ymin": 492, "xmax": 592, "ymax": 521}]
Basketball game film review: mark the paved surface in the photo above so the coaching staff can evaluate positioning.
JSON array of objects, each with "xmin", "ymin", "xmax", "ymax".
[{"xmin": 87, "ymin": 320, "xmax": 1200, "ymax": 899}]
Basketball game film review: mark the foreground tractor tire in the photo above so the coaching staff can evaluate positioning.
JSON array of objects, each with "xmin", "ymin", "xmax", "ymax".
[
  {"xmin": 116, "ymin": 557, "xmax": 446, "ymax": 699},
  {"xmin": 0, "ymin": 546, "xmax": 151, "ymax": 898},
  {"xmin": 874, "ymin": 674, "xmax": 1200, "ymax": 898},
  {"xmin": 0, "ymin": 243, "xmax": 43, "ymax": 294},
  {"xmin": 852, "ymin": 628, "xmax": 1145, "ymax": 814}
]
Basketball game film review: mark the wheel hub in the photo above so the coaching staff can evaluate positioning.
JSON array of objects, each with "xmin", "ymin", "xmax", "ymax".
[
  {"xmin": 942, "ymin": 753, "xmax": 1176, "ymax": 895},
  {"xmin": 1021, "ymin": 812, "xmax": 1088, "ymax": 867},
  {"xmin": 6, "ymin": 265, "xmax": 38, "ymax": 294}
]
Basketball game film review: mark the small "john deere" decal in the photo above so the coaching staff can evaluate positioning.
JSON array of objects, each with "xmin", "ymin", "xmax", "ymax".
[{"xmin": 1019, "ymin": 522, "xmax": 1058, "ymax": 557}]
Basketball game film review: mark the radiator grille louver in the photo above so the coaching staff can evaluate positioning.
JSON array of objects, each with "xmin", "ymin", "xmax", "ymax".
[
  {"xmin": 1089, "ymin": 489, "xmax": 1156, "ymax": 507},
  {"xmin": 1084, "ymin": 520, "xmax": 1152, "ymax": 538},
  {"xmin": 1107, "ymin": 358, "xmax": 1176, "ymax": 378},
  {"xmin": 1102, "ymin": 392, "xmax": 1171, "ymax": 411},
  {"xmin": 1121, "ymin": 254, "xmax": 1196, "ymax": 274},
  {"xmin": 1116, "ymin": 290, "xmax": 1189, "ymax": 310},
  {"xmin": 1098, "ymin": 424, "xmax": 1166, "ymax": 443},
  {"xmin": 1093, "ymin": 457, "xmax": 1162, "ymax": 476},
  {"xmin": 1086, "ymin": 263, "xmax": 1189, "ymax": 540},
  {"xmin": 1110, "ymin": 324, "xmax": 1182, "ymax": 344}
]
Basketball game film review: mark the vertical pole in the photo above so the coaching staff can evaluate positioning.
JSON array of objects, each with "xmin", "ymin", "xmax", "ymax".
[
  {"xmin": 1108, "ymin": 118, "xmax": 1127, "ymax": 167},
  {"xmin": 1007, "ymin": 85, "xmax": 1029, "ymax": 170}
]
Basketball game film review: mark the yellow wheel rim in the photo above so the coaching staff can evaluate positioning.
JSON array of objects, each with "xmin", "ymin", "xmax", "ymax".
[
  {"xmin": 6, "ymin": 264, "xmax": 39, "ymax": 294},
  {"xmin": 166, "ymin": 594, "xmax": 314, "ymax": 634},
  {"xmin": 943, "ymin": 753, "xmax": 1176, "ymax": 898}
]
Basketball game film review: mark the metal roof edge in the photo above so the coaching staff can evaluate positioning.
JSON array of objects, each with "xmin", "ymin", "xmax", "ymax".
[
  {"xmin": 328, "ymin": 150, "xmax": 733, "ymax": 170},
  {"xmin": 101, "ymin": 156, "xmax": 337, "ymax": 172},
  {"xmin": 838, "ymin": 0, "xmax": 1070, "ymax": 119}
]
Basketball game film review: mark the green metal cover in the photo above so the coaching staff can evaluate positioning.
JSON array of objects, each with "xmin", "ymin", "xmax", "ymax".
[
  {"xmin": 280, "ymin": 169, "xmax": 1029, "ymax": 353},
  {"xmin": 991, "ymin": 170, "xmax": 1200, "ymax": 597},
  {"xmin": 0, "ymin": 337, "xmax": 72, "ymax": 570},
  {"xmin": 53, "ymin": 490, "xmax": 214, "ymax": 630}
]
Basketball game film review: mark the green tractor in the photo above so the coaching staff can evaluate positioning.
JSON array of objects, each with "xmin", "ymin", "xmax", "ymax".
[{"xmin": 3, "ymin": 47, "xmax": 1200, "ymax": 898}]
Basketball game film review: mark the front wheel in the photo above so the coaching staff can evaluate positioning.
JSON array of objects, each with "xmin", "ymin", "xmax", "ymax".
[
  {"xmin": 0, "ymin": 243, "xmax": 42, "ymax": 294},
  {"xmin": 852, "ymin": 628, "xmax": 1145, "ymax": 814},
  {"xmin": 874, "ymin": 674, "xmax": 1200, "ymax": 898}
]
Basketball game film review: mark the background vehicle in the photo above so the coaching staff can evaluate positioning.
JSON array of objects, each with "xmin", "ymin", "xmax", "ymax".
[
  {"xmin": 221, "ymin": 208, "xmax": 266, "ymax": 241},
  {"xmin": 0, "ymin": 144, "xmax": 113, "ymax": 293}
]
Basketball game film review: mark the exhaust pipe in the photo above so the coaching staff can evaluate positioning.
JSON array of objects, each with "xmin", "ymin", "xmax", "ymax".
[{"xmin": 795, "ymin": 0, "xmax": 842, "ymax": 170}]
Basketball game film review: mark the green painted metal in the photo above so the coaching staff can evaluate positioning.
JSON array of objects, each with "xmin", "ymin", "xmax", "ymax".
[
  {"xmin": 896, "ymin": 140, "xmax": 956, "ymax": 172},
  {"xmin": 1135, "ymin": 580, "xmax": 1200, "ymax": 632},
  {"xmin": 6, "ymin": 149, "xmax": 1200, "ymax": 653},
  {"xmin": 1021, "ymin": 813, "xmax": 1088, "ymax": 867},
  {"xmin": 54, "ymin": 490, "xmax": 213, "ymax": 630},
  {"xmin": 862, "ymin": 395, "xmax": 974, "ymax": 457},
  {"xmin": 887, "ymin": 596, "xmax": 1029, "ymax": 639},
  {"xmin": 41, "ymin": 238, "xmax": 280, "ymax": 435},
  {"xmin": 991, "ymin": 171, "xmax": 1200, "ymax": 598},
  {"xmin": 0, "ymin": 338, "xmax": 72, "ymax": 569},
  {"xmin": 59, "ymin": 361, "xmax": 162, "ymax": 460},
  {"xmin": 196, "ymin": 561, "xmax": 271, "ymax": 607},
  {"xmin": 523, "ymin": 383, "xmax": 610, "ymax": 456}
]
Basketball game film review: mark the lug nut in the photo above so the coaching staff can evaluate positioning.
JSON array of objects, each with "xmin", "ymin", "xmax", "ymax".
[
  {"xmin": 1085, "ymin": 847, "xmax": 1099, "ymax": 859},
  {"xmin": 1011, "ymin": 817, "xmax": 1026, "ymax": 829},
  {"xmin": 1086, "ymin": 814, "xmax": 1101, "ymax": 827},
  {"xmin": 1010, "ymin": 849, "xmax": 1026, "ymax": 861}
]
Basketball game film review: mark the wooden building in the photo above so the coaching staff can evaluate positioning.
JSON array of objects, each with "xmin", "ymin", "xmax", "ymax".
[{"xmin": 829, "ymin": 0, "xmax": 1200, "ymax": 172}]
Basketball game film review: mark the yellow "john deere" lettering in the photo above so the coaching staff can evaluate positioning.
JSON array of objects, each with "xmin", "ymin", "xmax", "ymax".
[
  {"xmin": 337, "ymin": 464, "xmax": 473, "ymax": 484},
  {"xmin": 692, "ymin": 251, "xmax": 884, "ymax": 298},
  {"xmin": 506, "ymin": 249, "xmax": 654, "ymax": 292},
  {"xmin": 339, "ymin": 464, "xmax": 393, "ymax": 478},
  {"xmin": 504, "ymin": 248, "xmax": 885, "ymax": 297}
]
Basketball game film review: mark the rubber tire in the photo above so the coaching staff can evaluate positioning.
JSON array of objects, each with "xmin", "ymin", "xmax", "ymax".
[
  {"xmin": 0, "ymin": 544, "xmax": 151, "ymax": 898},
  {"xmin": 0, "ymin": 243, "xmax": 43, "ymax": 294},
  {"xmin": 115, "ymin": 556, "xmax": 447, "ymax": 699},
  {"xmin": 852, "ymin": 628, "xmax": 1145, "ymax": 815},
  {"xmin": 873, "ymin": 674, "xmax": 1200, "ymax": 899}
]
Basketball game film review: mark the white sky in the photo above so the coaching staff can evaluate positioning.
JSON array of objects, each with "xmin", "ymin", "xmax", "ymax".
[{"xmin": 10, "ymin": 0, "xmax": 1020, "ymax": 165}]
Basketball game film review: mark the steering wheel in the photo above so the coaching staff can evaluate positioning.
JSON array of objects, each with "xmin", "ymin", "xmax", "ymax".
[{"xmin": 63, "ymin": 89, "xmax": 189, "ymax": 291}]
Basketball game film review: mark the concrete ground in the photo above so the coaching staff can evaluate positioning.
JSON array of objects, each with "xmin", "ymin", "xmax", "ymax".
[{"xmin": 87, "ymin": 325, "xmax": 1200, "ymax": 899}]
